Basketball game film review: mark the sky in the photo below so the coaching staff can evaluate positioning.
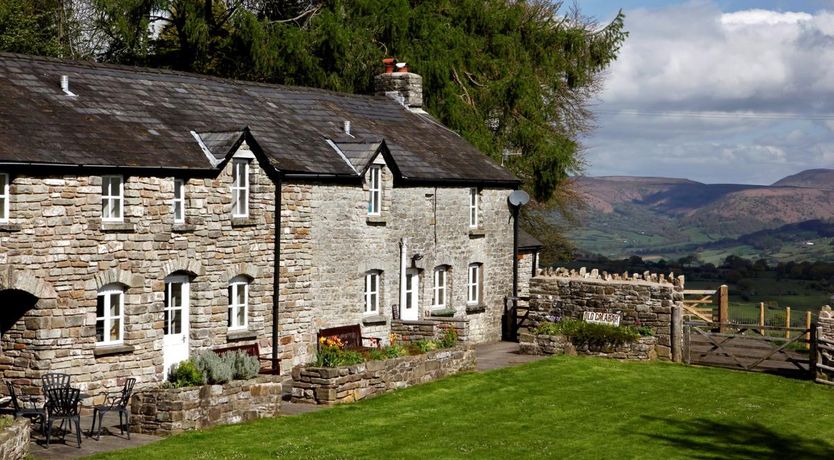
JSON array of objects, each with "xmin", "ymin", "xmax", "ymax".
[{"xmin": 576, "ymin": 0, "xmax": 834, "ymax": 184}]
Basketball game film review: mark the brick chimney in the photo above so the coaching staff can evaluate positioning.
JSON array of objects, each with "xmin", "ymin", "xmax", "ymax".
[{"xmin": 374, "ymin": 58, "xmax": 423, "ymax": 109}]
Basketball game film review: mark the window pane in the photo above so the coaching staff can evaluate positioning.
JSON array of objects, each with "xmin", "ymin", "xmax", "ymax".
[
  {"xmin": 174, "ymin": 201, "xmax": 182, "ymax": 220},
  {"xmin": 110, "ymin": 293, "xmax": 120, "ymax": 317},
  {"xmin": 96, "ymin": 295, "xmax": 104, "ymax": 318},
  {"xmin": 113, "ymin": 198, "xmax": 121, "ymax": 218},
  {"xmin": 238, "ymin": 189, "xmax": 247, "ymax": 214},
  {"xmin": 164, "ymin": 307, "xmax": 170, "ymax": 335},
  {"xmin": 171, "ymin": 283, "xmax": 182, "ymax": 308},
  {"xmin": 370, "ymin": 293, "xmax": 377, "ymax": 311},
  {"xmin": 101, "ymin": 198, "xmax": 109, "ymax": 218},
  {"xmin": 370, "ymin": 274, "xmax": 377, "ymax": 292},
  {"xmin": 236, "ymin": 284, "xmax": 246, "ymax": 305},
  {"xmin": 174, "ymin": 180, "xmax": 182, "ymax": 199},
  {"xmin": 110, "ymin": 318, "xmax": 120, "ymax": 342},
  {"xmin": 237, "ymin": 304, "xmax": 245, "ymax": 326},
  {"xmin": 0, "ymin": 198, "xmax": 5, "ymax": 219},
  {"xmin": 101, "ymin": 177, "xmax": 109, "ymax": 196},
  {"xmin": 0, "ymin": 174, "xmax": 6, "ymax": 190},
  {"xmin": 172, "ymin": 309, "xmax": 181, "ymax": 334},
  {"xmin": 228, "ymin": 306, "xmax": 233, "ymax": 327},
  {"xmin": 96, "ymin": 319, "xmax": 104, "ymax": 342},
  {"xmin": 438, "ymin": 288, "xmax": 444, "ymax": 305}
]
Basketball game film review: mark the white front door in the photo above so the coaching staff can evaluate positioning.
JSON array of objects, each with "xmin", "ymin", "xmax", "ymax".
[
  {"xmin": 401, "ymin": 270, "xmax": 419, "ymax": 321},
  {"xmin": 163, "ymin": 275, "xmax": 190, "ymax": 379}
]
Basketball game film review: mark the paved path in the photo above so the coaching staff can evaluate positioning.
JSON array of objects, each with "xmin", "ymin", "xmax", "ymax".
[{"xmin": 31, "ymin": 342, "xmax": 541, "ymax": 459}]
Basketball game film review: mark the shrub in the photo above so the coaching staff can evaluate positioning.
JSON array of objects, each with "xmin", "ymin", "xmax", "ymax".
[
  {"xmin": 195, "ymin": 350, "xmax": 233, "ymax": 384},
  {"xmin": 414, "ymin": 339, "xmax": 439, "ymax": 353},
  {"xmin": 169, "ymin": 359, "xmax": 205, "ymax": 388},
  {"xmin": 636, "ymin": 326, "xmax": 654, "ymax": 337},
  {"xmin": 366, "ymin": 344, "xmax": 408, "ymax": 361},
  {"xmin": 226, "ymin": 350, "xmax": 261, "ymax": 380},
  {"xmin": 535, "ymin": 319, "xmax": 640, "ymax": 347},
  {"xmin": 438, "ymin": 324, "xmax": 459, "ymax": 348}
]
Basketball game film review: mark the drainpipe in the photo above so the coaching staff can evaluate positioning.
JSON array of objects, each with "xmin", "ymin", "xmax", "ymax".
[
  {"xmin": 272, "ymin": 174, "xmax": 282, "ymax": 373},
  {"xmin": 399, "ymin": 238, "xmax": 408, "ymax": 320}
]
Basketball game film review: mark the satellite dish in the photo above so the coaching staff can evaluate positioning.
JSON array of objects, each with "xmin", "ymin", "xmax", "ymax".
[{"xmin": 508, "ymin": 190, "xmax": 530, "ymax": 207}]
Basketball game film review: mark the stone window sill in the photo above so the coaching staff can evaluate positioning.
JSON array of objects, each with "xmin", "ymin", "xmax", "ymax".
[
  {"xmin": 94, "ymin": 344, "xmax": 135, "ymax": 357},
  {"xmin": 362, "ymin": 315, "xmax": 388, "ymax": 326},
  {"xmin": 227, "ymin": 329, "xmax": 258, "ymax": 341},
  {"xmin": 430, "ymin": 308, "xmax": 456, "ymax": 318},
  {"xmin": 465, "ymin": 304, "xmax": 487, "ymax": 314},
  {"xmin": 231, "ymin": 217, "xmax": 257, "ymax": 228},
  {"xmin": 366, "ymin": 215, "xmax": 387, "ymax": 226},
  {"xmin": 172, "ymin": 223, "xmax": 197, "ymax": 233},
  {"xmin": 0, "ymin": 223, "xmax": 21, "ymax": 233},
  {"xmin": 468, "ymin": 228, "xmax": 486, "ymax": 238},
  {"xmin": 97, "ymin": 222, "xmax": 135, "ymax": 233}
]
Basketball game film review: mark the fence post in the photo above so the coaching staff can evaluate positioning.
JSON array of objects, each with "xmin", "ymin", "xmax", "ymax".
[
  {"xmin": 718, "ymin": 285, "xmax": 729, "ymax": 333},
  {"xmin": 671, "ymin": 305, "xmax": 682, "ymax": 363},
  {"xmin": 806, "ymin": 311, "xmax": 813, "ymax": 350},
  {"xmin": 683, "ymin": 324, "xmax": 691, "ymax": 365},
  {"xmin": 810, "ymin": 323, "xmax": 818, "ymax": 381},
  {"xmin": 785, "ymin": 306, "xmax": 791, "ymax": 339},
  {"xmin": 759, "ymin": 302, "xmax": 765, "ymax": 329}
]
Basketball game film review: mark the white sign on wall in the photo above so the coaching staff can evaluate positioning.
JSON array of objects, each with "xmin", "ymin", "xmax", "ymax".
[{"xmin": 582, "ymin": 311, "xmax": 621, "ymax": 327}]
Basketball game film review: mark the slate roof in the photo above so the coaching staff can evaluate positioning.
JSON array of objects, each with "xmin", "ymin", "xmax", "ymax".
[
  {"xmin": 518, "ymin": 229, "xmax": 544, "ymax": 251},
  {"xmin": 0, "ymin": 53, "xmax": 518, "ymax": 185}
]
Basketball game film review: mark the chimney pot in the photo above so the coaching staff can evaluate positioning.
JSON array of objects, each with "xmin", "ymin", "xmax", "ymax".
[
  {"xmin": 382, "ymin": 58, "xmax": 396, "ymax": 74},
  {"xmin": 374, "ymin": 59, "xmax": 422, "ymax": 110},
  {"xmin": 395, "ymin": 62, "xmax": 408, "ymax": 73}
]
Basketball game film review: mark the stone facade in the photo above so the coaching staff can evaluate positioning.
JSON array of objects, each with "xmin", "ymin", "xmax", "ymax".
[
  {"xmin": 391, "ymin": 318, "xmax": 469, "ymax": 343},
  {"xmin": 291, "ymin": 345, "xmax": 475, "ymax": 405},
  {"xmin": 527, "ymin": 268, "xmax": 684, "ymax": 360},
  {"xmin": 0, "ymin": 148, "xmax": 514, "ymax": 395},
  {"xmin": 130, "ymin": 376, "xmax": 283, "ymax": 436},
  {"xmin": 0, "ymin": 417, "xmax": 29, "ymax": 460},
  {"xmin": 519, "ymin": 332, "xmax": 658, "ymax": 361}
]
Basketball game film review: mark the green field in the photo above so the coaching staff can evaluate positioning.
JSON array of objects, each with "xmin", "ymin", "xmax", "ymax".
[{"xmin": 89, "ymin": 357, "xmax": 834, "ymax": 459}]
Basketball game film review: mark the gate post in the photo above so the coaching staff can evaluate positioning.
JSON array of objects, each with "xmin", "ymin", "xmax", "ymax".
[
  {"xmin": 671, "ymin": 305, "xmax": 683, "ymax": 363},
  {"xmin": 718, "ymin": 285, "xmax": 729, "ymax": 333},
  {"xmin": 810, "ymin": 323, "xmax": 818, "ymax": 381}
]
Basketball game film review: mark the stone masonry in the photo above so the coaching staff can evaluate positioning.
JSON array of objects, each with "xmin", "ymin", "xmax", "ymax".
[
  {"xmin": 527, "ymin": 267, "xmax": 684, "ymax": 360},
  {"xmin": 519, "ymin": 332, "xmax": 658, "ymax": 361},
  {"xmin": 0, "ymin": 417, "xmax": 29, "ymax": 460}
]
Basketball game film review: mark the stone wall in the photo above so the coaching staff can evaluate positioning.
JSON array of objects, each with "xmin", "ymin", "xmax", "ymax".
[
  {"xmin": 291, "ymin": 345, "xmax": 476, "ymax": 405},
  {"xmin": 0, "ymin": 146, "xmax": 284, "ymax": 396},
  {"xmin": 519, "ymin": 332, "xmax": 657, "ymax": 361},
  {"xmin": 527, "ymin": 267, "xmax": 684, "ymax": 360},
  {"xmin": 130, "ymin": 376, "xmax": 283, "ymax": 436},
  {"xmin": 391, "ymin": 318, "xmax": 469, "ymax": 343},
  {"xmin": 0, "ymin": 417, "xmax": 29, "ymax": 460}
]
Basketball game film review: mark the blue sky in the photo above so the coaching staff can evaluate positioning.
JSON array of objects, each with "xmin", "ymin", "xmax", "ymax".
[{"xmin": 574, "ymin": 1, "xmax": 834, "ymax": 184}]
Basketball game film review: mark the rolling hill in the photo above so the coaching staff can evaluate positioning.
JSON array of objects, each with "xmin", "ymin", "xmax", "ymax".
[{"xmin": 566, "ymin": 169, "xmax": 834, "ymax": 263}]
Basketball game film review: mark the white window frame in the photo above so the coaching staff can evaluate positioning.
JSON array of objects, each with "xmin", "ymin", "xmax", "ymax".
[
  {"xmin": 469, "ymin": 187, "xmax": 479, "ymax": 228},
  {"xmin": 405, "ymin": 270, "xmax": 419, "ymax": 311},
  {"xmin": 96, "ymin": 284, "xmax": 125, "ymax": 345},
  {"xmin": 0, "ymin": 173, "xmax": 8, "ymax": 223},
  {"xmin": 173, "ymin": 178, "xmax": 185, "ymax": 224},
  {"xmin": 364, "ymin": 271, "xmax": 380, "ymax": 314},
  {"xmin": 231, "ymin": 160, "xmax": 249, "ymax": 218},
  {"xmin": 468, "ymin": 264, "xmax": 481, "ymax": 305},
  {"xmin": 368, "ymin": 166, "xmax": 381, "ymax": 216},
  {"xmin": 432, "ymin": 266, "xmax": 447, "ymax": 309},
  {"xmin": 101, "ymin": 175, "xmax": 124, "ymax": 222},
  {"xmin": 228, "ymin": 276, "xmax": 249, "ymax": 330}
]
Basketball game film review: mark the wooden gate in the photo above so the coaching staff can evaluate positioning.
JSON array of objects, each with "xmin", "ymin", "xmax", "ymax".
[
  {"xmin": 682, "ymin": 285, "xmax": 728, "ymax": 324},
  {"xmin": 684, "ymin": 322, "xmax": 815, "ymax": 379},
  {"xmin": 502, "ymin": 296, "xmax": 531, "ymax": 341}
]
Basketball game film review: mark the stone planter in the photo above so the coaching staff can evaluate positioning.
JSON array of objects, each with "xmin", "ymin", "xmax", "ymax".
[
  {"xmin": 130, "ymin": 376, "xmax": 283, "ymax": 436},
  {"xmin": 291, "ymin": 345, "xmax": 476, "ymax": 405},
  {"xmin": 0, "ymin": 417, "xmax": 29, "ymax": 460},
  {"xmin": 519, "ymin": 333, "xmax": 657, "ymax": 361}
]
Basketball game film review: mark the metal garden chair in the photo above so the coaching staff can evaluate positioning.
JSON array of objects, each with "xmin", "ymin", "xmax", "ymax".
[
  {"xmin": 41, "ymin": 373, "xmax": 71, "ymax": 412},
  {"xmin": 5, "ymin": 380, "xmax": 45, "ymax": 433},
  {"xmin": 90, "ymin": 377, "xmax": 136, "ymax": 440},
  {"xmin": 44, "ymin": 386, "xmax": 82, "ymax": 448}
]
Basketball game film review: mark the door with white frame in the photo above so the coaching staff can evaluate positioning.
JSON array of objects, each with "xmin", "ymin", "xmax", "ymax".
[
  {"xmin": 163, "ymin": 275, "xmax": 190, "ymax": 379},
  {"xmin": 401, "ymin": 269, "xmax": 419, "ymax": 321}
]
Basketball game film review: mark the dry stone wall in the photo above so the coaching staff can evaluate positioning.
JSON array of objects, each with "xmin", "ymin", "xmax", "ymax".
[
  {"xmin": 291, "ymin": 345, "xmax": 475, "ymax": 405},
  {"xmin": 519, "ymin": 332, "xmax": 658, "ymax": 360},
  {"xmin": 527, "ymin": 267, "xmax": 684, "ymax": 360},
  {"xmin": 0, "ymin": 418, "xmax": 29, "ymax": 460},
  {"xmin": 130, "ymin": 376, "xmax": 283, "ymax": 436}
]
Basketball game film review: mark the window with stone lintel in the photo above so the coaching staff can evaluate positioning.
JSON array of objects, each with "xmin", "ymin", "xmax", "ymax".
[
  {"xmin": 101, "ymin": 175, "xmax": 124, "ymax": 222},
  {"xmin": 364, "ymin": 270, "xmax": 381, "ymax": 314},
  {"xmin": 231, "ymin": 159, "xmax": 249, "ymax": 218},
  {"xmin": 96, "ymin": 284, "xmax": 124, "ymax": 345},
  {"xmin": 228, "ymin": 276, "xmax": 249, "ymax": 330}
]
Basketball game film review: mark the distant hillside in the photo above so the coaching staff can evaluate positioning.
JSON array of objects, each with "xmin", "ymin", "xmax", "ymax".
[
  {"xmin": 566, "ymin": 169, "xmax": 834, "ymax": 263},
  {"xmin": 772, "ymin": 169, "xmax": 834, "ymax": 189}
]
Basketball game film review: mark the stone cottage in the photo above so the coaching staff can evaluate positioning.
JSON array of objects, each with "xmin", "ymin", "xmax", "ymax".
[{"xmin": 0, "ymin": 53, "xmax": 524, "ymax": 394}]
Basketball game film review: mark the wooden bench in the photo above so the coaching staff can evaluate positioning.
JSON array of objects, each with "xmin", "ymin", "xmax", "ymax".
[
  {"xmin": 213, "ymin": 342, "xmax": 281, "ymax": 375},
  {"xmin": 318, "ymin": 325, "xmax": 380, "ymax": 350}
]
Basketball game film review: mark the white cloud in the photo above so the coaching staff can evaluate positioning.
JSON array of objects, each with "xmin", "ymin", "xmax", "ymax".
[{"xmin": 586, "ymin": 3, "xmax": 834, "ymax": 184}]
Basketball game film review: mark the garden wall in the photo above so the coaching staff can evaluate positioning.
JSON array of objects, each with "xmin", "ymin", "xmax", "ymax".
[
  {"xmin": 291, "ymin": 345, "xmax": 476, "ymax": 405},
  {"xmin": 519, "ymin": 333, "xmax": 658, "ymax": 361},
  {"xmin": 130, "ymin": 376, "xmax": 283, "ymax": 436},
  {"xmin": 391, "ymin": 318, "xmax": 469, "ymax": 343},
  {"xmin": 0, "ymin": 418, "xmax": 29, "ymax": 460},
  {"xmin": 527, "ymin": 267, "xmax": 684, "ymax": 360}
]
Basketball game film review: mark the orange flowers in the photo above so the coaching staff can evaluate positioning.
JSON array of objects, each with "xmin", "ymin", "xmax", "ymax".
[
  {"xmin": 389, "ymin": 333, "xmax": 400, "ymax": 345},
  {"xmin": 319, "ymin": 335, "xmax": 345, "ymax": 349}
]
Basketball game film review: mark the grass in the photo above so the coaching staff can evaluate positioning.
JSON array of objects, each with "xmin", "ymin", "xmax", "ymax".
[{"xmin": 88, "ymin": 356, "xmax": 834, "ymax": 459}]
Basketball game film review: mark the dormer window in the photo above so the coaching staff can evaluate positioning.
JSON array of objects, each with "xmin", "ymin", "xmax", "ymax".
[
  {"xmin": 0, "ymin": 173, "xmax": 8, "ymax": 223},
  {"xmin": 101, "ymin": 175, "xmax": 124, "ymax": 222},
  {"xmin": 231, "ymin": 159, "xmax": 249, "ymax": 218},
  {"xmin": 173, "ymin": 178, "xmax": 185, "ymax": 223},
  {"xmin": 368, "ymin": 165, "xmax": 381, "ymax": 216},
  {"xmin": 469, "ymin": 188, "xmax": 479, "ymax": 228}
]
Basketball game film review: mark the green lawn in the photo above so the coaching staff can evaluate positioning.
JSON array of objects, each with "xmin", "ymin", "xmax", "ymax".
[{"xmin": 91, "ymin": 357, "xmax": 834, "ymax": 459}]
